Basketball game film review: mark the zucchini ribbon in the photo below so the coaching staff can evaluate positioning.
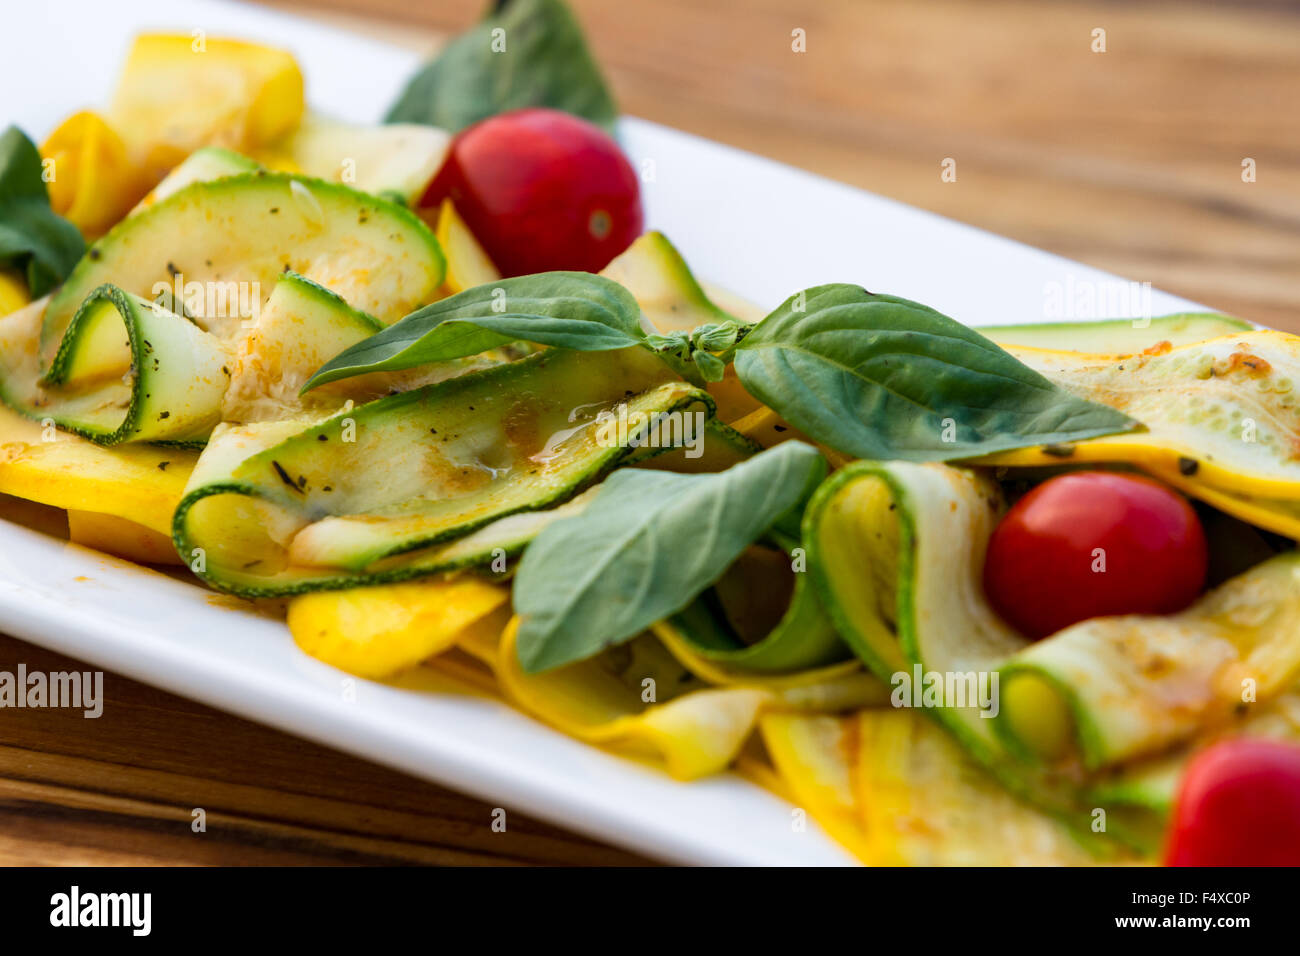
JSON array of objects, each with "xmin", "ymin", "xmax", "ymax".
[{"xmin": 800, "ymin": 458, "xmax": 1300, "ymax": 859}]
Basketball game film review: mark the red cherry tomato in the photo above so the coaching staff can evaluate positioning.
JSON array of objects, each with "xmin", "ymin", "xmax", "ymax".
[
  {"xmin": 1166, "ymin": 738, "xmax": 1300, "ymax": 866},
  {"xmin": 420, "ymin": 108, "xmax": 643, "ymax": 277},
  {"xmin": 983, "ymin": 471, "xmax": 1207, "ymax": 639}
]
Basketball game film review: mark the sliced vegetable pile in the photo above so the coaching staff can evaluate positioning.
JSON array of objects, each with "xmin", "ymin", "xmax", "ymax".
[{"xmin": 2, "ymin": 1, "xmax": 1298, "ymax": 867}]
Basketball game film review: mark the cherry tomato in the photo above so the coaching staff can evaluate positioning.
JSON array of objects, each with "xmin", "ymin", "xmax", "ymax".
[
  {"xmin": 983, "ymin": 471, "xmax": 1207, "ymax": 639},
  {"xmin": 420, "ymin": 108, "xmax": 642, "ymax": 277},
  {"xmin": 1165, "ymin": 738, "xmax": 1300, "ymax": 866}
]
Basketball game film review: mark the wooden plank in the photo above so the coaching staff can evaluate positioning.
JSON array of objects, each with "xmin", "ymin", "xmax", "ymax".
[
  {"xmin": 278, "ymin": 0, "xmax": 1300, "ymax": 328},
  {"xmin": 0, "ymin": 634, "xmax": 649, "ymax": 865}
]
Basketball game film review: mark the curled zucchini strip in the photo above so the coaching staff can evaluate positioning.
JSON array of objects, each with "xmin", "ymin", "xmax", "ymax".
[
  {"xmin": 175, "ymin": 347, "xmax": 715, "ymax": 595},
  {"xmin": 42, "ymin": 171, "xmax": 445, "ymax": 356},
  {"xmin": 997, "ymin": 553, "xmax": 1300, "ymax": 769},
  {"xmin": 653, "ymin": 623, "xmax": 889, "ymax": 712},
  {"xmin": 1, "ymin": 167, "xmax": 446, "ymax": 448},
  {"xmin": 0, "ymin": 286, "xmax": 229, "ymax": 445},
  {"xmin": 1081, "ymin": 686, "xmax": 1300, "ymax": 819},
  {"xmin": 806, "ymin": 463, "xmax": 1300, "ymax": 853},
  {"xmin": 806, "ymin": 461, "xmax": 1035, "ymax": 783},
  {"xmin": 806, "ymin": 459, "xmax": 1300, "ymax": 853},
  {"xmin": 493, "ymin": 617, "xmax": 768, "ymax": 780},
  {"xmin": 972, "ymin": 332, "xmax": 1300, "ymax": 537},
  {"xmin": 653, "ymin": 535, "xmax": 850, "ymax": 675}
]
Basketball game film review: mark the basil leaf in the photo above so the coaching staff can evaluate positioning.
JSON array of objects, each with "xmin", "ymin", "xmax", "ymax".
[
  {"xmin": 302, "ymin": 271, "xmax": 645, "ymax": 391},
  {"xmin": 513, "ymin": 441, "xmax": 827, "ymax": 673},
  {"xmin": 385, "ymin": 0, "xmax": 618, "ymax": 132},
  {"xmin": 0, "ymin": 126, "xmax": 85, "ymax": 298},
  {"xmin": 733, "ymin": 285, "xmax": 1137, "ymax": 461}
]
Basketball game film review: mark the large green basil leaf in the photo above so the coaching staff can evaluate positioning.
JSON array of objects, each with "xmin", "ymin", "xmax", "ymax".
[
  {"xmin": 513, "ymin": 441, "xmax": 827, "ymax": 673},
  {"xmin": 302, "ymin": 271, "xmax": 645, "ymax": 391},
  {"xmin": 733, "ymin": 285, "xmax": 1137, "ymax": 461},
  {"xmin": 385, "ymin": 0, "xmax": 618, "ymax": 132},
  {"xmin": 0, "ymin": 126, "xmax": 85, "ymax": 298}
]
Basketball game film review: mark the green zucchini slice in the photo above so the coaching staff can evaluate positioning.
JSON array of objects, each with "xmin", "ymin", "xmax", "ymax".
[
  {"xmin": 0, "ymin": 271, "xmax": 424, "ymax": 448},
  {"xmin": 268, "ymin": 114, "xmax": 449, "ymax": 205},
  {"xmin": 658, "ymin": 529, "xmax": 848, "ymax": 674},
  {"xmin": 174, "ymin": 347, "xmax": 715, "ymax": 596},
  {"xmin": 971, "ymin": 330, "xmax": 1300, "ymax": 540},
  {"xmin": 996, "ymin": 552, "xmax": 1300, "ymax": 770},
  {"xmin": 977, "ymin": 312, "xmax": 1253, "ymax": 354},
  {"xmin": 804, "ymin": 461, "xmax": 1144, "ymax": 849},
  {"xmin": 140, "ymin": 146, "xmax": 261, "ymax": 210},
  {"xmin": 43, "ymin": 171, "xmax": 445, "ymax": 354},
  {"xmin": 600, "ymin": 231, "xmax": 749, "ymax": 333},
  {"xmin": 806, "ymin": 459, "xmax": 1300, "ymax": 854},
  {"xmin": 807, "ymin": 462, "xmax": 1020, "ymax": 757},
  {"xmin": 5, "ymin": 267, "xmax": 464, "ymax": 453},
  {"xmin": 221, "ymin": 271, "xmax": 382, "ymax": 423},
  {"xmin": 214, "ymin": 269, "xmax": 502, "ymax": 430},
  {"xmin": 629, "ymin": 418, "xmax": 760, "ymax": 474},
  {"xmin": 0, "ymin": 284, "xmax": 229, "ymax": 445}
]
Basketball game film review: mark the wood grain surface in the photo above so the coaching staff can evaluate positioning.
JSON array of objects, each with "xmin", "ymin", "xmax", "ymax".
[
  {"xmin": 276, "ymin": 0, "xmax": 1300, "ymax": 329},
  {"xmin": 3, "ymin": 0, "xmax": 1298, "ymax": 867},
  {"xmin": 0, "ymin": 629, "xmax": 646, "ymax": 865}
]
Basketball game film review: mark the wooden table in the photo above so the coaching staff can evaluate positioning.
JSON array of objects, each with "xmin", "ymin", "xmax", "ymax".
[
  {"xmin": 284, "ymin": 0, "xmax": 1300, "ymax": 329},
  {"xmin": 3, "ymin": 0, "xmax": 1297, "ymax": 866}
]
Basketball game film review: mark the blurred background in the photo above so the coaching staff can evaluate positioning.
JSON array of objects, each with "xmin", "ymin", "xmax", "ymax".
[{"xmin": 262, "ymin": 0, "xmax": 1300, "ymax": 329}]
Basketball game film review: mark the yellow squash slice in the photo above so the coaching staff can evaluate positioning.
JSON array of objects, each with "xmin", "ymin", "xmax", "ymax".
[
  {"xmin": 40, "ymin": 112, "xmax": 150, "ymax": 237},
  {"xmin": 758, "ymin": 713, "xmax": 873, "ymax": 861},
  {"xmin": 0, "ymin": 403, "xmax": 195, "ymax": 536},
  {"xmin": 288, "ymin": 575, "xmax": 512, "ymax": 679},
  {"xmin": 761, "ymin": 710, "xmax": 1106, "ymax": 865},
  {"xmin": 490, "ymin": 616, "xmax": 769, "ymax": 780},
  {"xmin": 851, "ymin": 710, "xmax": 1098, "ymax": 866},
  {"xmin": 434, "ymin": 199, "xmax": 500, "ymax": 295},
  {"xmin": 0, "ymin": 270, "xmax": 28, "ymax": 317},
  {"xmin": 110, "ymin": 34, "xmax": 304, "ymax": 181},
  {"xmin": 973, "ymin": 332, "xmax": 1300, "ymax": 538},
  {"xmin": 65, "ymin": 510, "xmax": 183, "ymax": 565}
]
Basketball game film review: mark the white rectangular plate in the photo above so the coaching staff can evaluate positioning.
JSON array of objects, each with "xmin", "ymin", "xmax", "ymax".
[{"xmin": 1, "ymin": 0, "xmax": 1203, "ymax": 866}]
